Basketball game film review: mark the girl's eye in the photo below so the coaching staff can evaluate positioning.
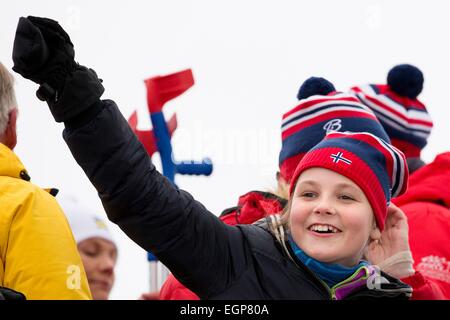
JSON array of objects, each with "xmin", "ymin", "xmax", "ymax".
[
  {"xmin": 84, "ymin": 250, "xmax": 98, "ymax": 257},
  {"xmin": 339, "ymin": 194, "xmax": 355, "ymax": 201},
  {"xmin": 301, "ymin": 192, "xmax": 316, "ymax": 198}
]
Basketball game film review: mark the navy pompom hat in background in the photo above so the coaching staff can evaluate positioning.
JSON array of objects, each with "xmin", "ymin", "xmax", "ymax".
[
  {"xmin": 350, "ymin": 64, "xmax": 433, "ymax": 160},
  {"xmin": 387, "ymin": 64, "xmax": 424, "ymax": 99},
  {"xmin": 297, "ymin": 77, "xmax": 336, "ymax": 100},
  {"xmin": 279, "ymin": 77, "xmax": 390, "ymax": 182},
  {"xmin": 289, "ymin": 131, "xmax": 409, "ymax": 231}
]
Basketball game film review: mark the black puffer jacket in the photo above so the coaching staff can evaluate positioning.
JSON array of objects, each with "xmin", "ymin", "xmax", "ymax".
[{"xmin": 62, "ymin": 96, "xmax": 411, "ymax": 300}]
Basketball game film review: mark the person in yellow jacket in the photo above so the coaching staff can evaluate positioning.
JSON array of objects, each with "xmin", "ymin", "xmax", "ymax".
[{"xmin": 0, "ymin": 62, "xmax": 91, "ymax": 300}]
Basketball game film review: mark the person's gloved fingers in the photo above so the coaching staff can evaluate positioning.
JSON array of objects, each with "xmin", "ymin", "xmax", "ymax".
[
  {"xmin": 12, "ymin": 17, "xmax": 49, "ymax": 76},
  {"xmin": 27, "ymin": 16, "xmax": 73, "ymax": 46},
  {"xmin": 12, "ymin": 15, "xmax": 81, "ymax": 104},
  {"xmin": 27, "ymin": 16, "xmax": 75, "ymax": 61}
]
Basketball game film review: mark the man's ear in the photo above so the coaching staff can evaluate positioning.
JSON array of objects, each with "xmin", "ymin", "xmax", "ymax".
[{"xmin": 4, "ymin": 108, "xmax": 18, "ymax": 150}]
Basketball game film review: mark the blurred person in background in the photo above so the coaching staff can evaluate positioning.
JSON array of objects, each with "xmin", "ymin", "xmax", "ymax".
[
  {"xmin": 60, "ymin": 195, "xmax": 118, "ymax": 300},
  {"xmin": 351, "ymin": 64, "xmax": 449, "ymax": 299}
]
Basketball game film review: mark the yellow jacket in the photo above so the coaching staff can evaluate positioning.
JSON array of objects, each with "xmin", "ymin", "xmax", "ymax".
[{"xmin": 0, "ymin": 143, "xmax": 92, "ymax": 299}]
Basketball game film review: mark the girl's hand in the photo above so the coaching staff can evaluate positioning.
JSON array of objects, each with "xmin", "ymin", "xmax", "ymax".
[{"xmin": 367, "ymin": 203, "xmax": 415, "ymax": 278}]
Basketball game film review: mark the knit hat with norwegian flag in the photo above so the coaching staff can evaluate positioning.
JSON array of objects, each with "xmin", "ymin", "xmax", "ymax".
[
  {"xmin": 279, "ymin": 77, "xmax": 389, "ymax": 183},
  {"xmin": 289, "ymin": 131, "xmax": 409, "ymax": 231},
  {"xmin": 350, "ymin": 64, "xmax": 433, "ymax": 160}
]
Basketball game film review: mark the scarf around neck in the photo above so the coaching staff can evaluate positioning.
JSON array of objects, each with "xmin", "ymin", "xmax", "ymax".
[{"xmin": 288, "ymin": 235, "xmax": 368, "ymax": 288}]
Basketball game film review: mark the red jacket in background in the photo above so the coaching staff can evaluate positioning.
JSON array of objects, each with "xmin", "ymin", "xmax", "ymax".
[
  {"xmin": 394, "ymin": 152, "xmax": 450, "ymax": 299},
  {"xmin": 159, "ymin": 191, "xmax": 286, "ymax": 300}
]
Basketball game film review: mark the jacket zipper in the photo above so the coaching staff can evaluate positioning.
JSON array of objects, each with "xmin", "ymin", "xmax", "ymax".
[{"xmin": 329, "ymin": 266, "xmax": 372, "ymax": 299}]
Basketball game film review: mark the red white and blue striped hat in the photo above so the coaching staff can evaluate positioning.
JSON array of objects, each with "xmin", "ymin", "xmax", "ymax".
[
  {"xmin": 289, "ymin": 131, "xmax": 409, "ymax": 231},
  {"xmin": 350, "ymin": 64, "xmax": 433, "ymax": 159},
  {"xmin": 279, "ymin": 77, "xmax": 389, "ymax": 182}
]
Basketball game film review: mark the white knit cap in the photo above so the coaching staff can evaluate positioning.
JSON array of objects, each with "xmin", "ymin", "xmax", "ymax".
[{"xmin": 58, "ymin": 194, "xmax": 116, "ymax": 247}]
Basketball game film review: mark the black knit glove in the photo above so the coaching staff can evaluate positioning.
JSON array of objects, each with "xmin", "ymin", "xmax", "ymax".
[{"xmin": 12, "ymin": 16, "xmax": 104, "ymax": 123}]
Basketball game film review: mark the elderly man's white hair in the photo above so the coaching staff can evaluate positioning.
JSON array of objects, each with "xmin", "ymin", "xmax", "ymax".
[{"xmin": 0, "ymin": 63, "xmax": 18, "ymax": 135}]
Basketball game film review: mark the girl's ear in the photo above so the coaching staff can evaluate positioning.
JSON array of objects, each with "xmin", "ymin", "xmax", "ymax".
[{"xmin": 370, "ymin": 222, "xmax": 381, "ymax": 242}]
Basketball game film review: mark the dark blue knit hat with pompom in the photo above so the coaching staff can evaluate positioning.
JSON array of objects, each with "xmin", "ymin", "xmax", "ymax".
[
  {"xmin": 387, "ymin": 64, "xmax": 424, "ymax": 99},
  {"xmin": 350, "ymin": 64, "xmax": 433, "ymax": 159},
  {"xmin": 297, "ymin": 77, "xmax": 336, "ymax": 100}
]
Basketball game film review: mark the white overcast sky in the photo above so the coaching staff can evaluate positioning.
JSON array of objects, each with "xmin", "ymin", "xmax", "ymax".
[{"xmin": 1, "ymin": 0, "xmax": 449, "ymax": 299}]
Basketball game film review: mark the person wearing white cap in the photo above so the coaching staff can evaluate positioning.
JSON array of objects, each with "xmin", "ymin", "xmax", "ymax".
[{"xmin": 60, "ymin": 195, "xmax": 118, "ymax": 300}]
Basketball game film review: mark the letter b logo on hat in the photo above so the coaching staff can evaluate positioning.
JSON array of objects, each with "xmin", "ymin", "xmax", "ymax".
[{"xmin": 323, "ymin": 119, "xmax": 342, "ymax": 133}]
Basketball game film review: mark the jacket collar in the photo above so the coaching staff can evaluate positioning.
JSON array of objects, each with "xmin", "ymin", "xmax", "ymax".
[
  {"xmin": 0, "ymin": 143, "xmax": 29, "ymax": 180},
  {"xmin": 220, "ymin": 191, "xmax": 287, "ymax": 225},
  {"xmin": 394, "ymin": 152, "xmax": 450, "ymax": 209}
]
